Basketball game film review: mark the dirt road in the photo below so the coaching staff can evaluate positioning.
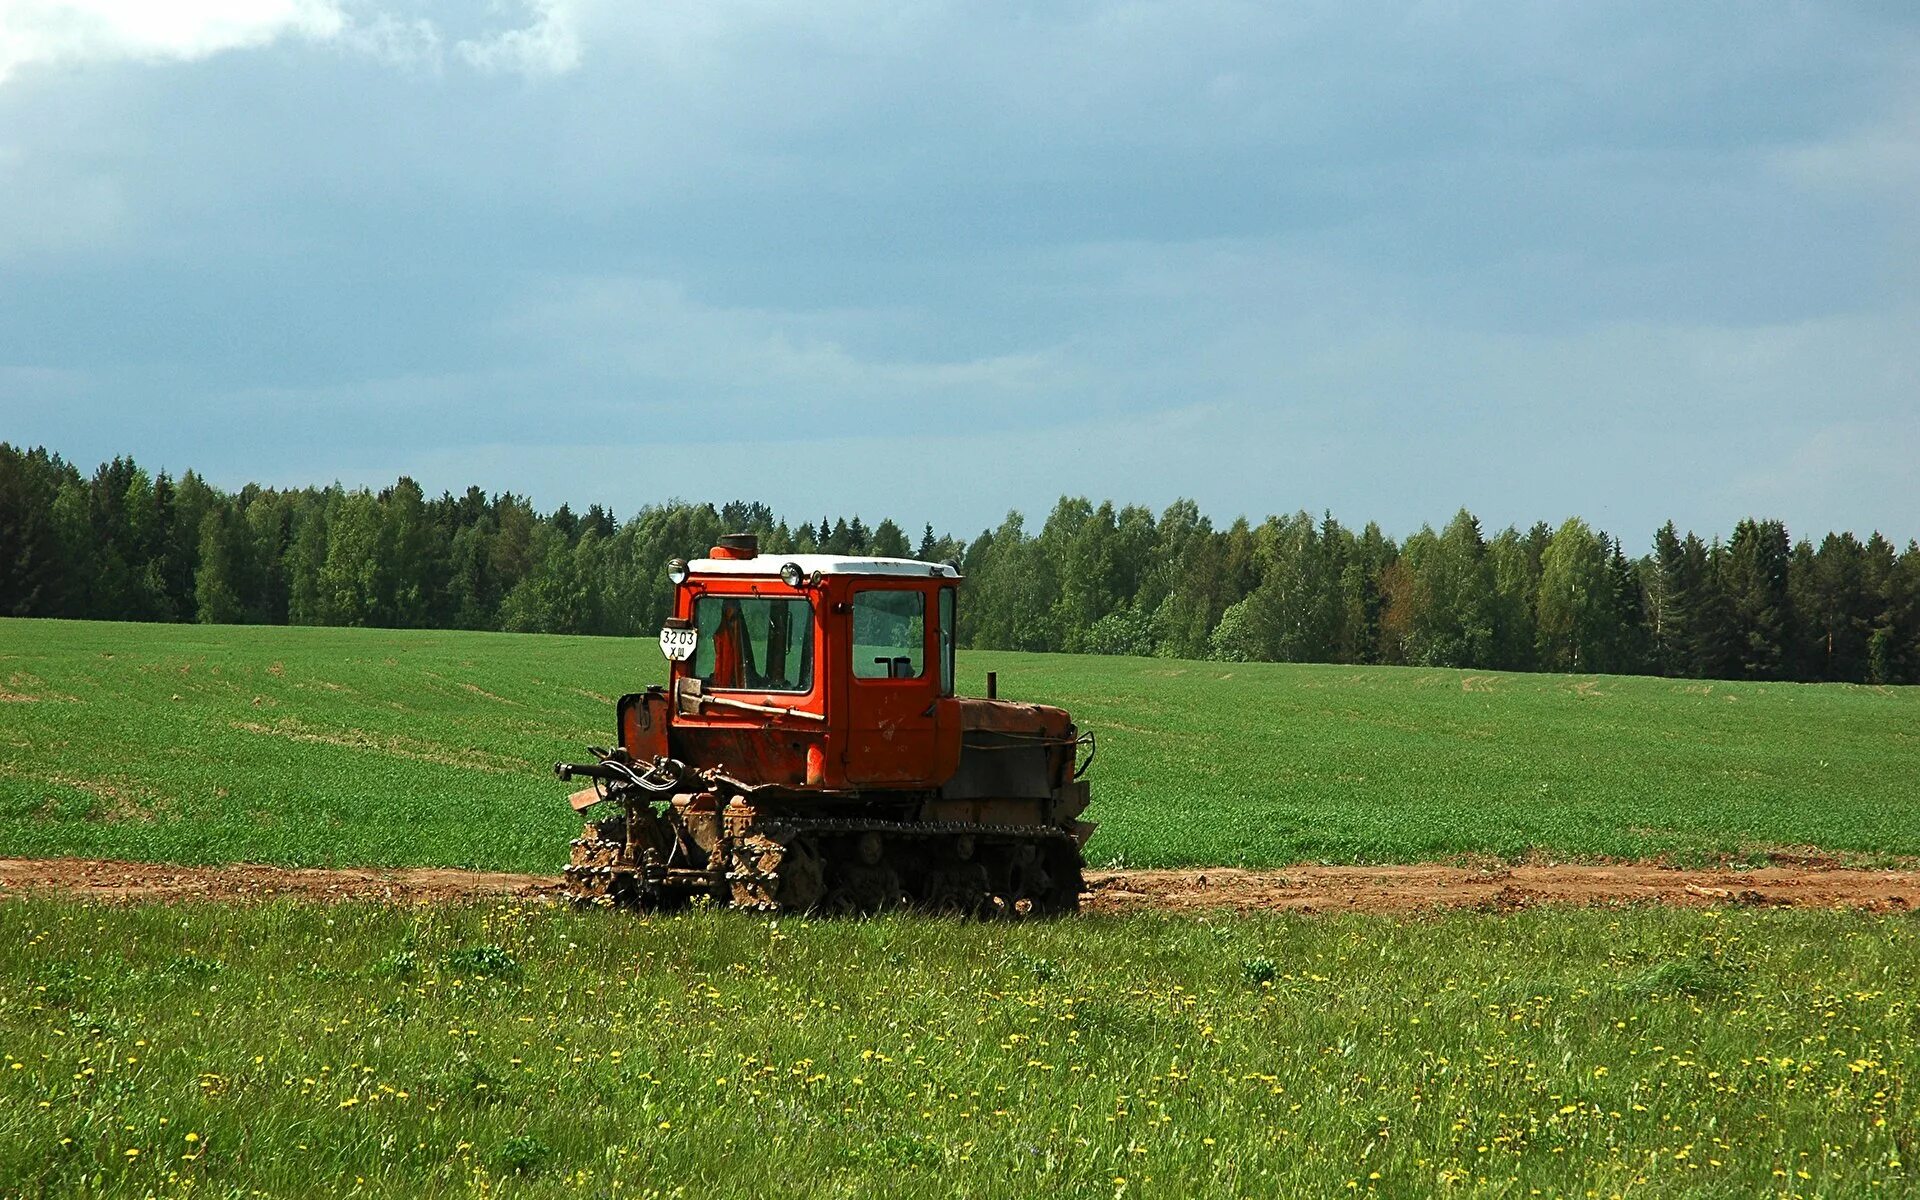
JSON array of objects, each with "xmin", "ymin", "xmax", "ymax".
[{"xmin": 4, "ymin": 856, "xmax": 1918, "ymax": 914}]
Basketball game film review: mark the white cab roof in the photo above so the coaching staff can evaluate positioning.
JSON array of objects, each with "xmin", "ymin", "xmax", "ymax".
[{"xmin": 689, "ymin": 553, "xmax": 960, "ymax": 579}]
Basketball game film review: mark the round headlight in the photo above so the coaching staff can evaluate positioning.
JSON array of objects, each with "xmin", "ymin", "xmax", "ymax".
[
  {"xmin": 667, "ymin": 558, "xmax": 689, "ymax": 585},
  {"xmin": 780, "ymin": 561, "xmax": 805, "ymax": 588}
]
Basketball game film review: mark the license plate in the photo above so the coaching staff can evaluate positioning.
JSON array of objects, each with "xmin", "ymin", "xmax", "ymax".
[{"xmin": 659, "ymin": 626, "xmax": 699, "ymax": 661}]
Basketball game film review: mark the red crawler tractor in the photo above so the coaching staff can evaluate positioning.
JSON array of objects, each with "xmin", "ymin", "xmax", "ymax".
[{"xmin": 555, "ymin": 535, "xmax": 1095, "ymax": 915}]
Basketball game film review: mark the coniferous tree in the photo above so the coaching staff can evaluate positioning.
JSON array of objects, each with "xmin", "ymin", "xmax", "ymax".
[
  {"xmin": 1648, "ymin": 522, "xmax": 1693, "ymax": 675},
  {"xmin": 1601, "ymin": 539, "xmax": 1649, "ymax": 674},
  {"xmin": 1871, "ymin": 541, "xmax": 1920, "ymax": 684},
  {"xmin": 0, "ymin": 445, "xmax": 66, "ymax": 616},
  {"xmin": 1690, "ymin": 537, "xmax": 1741, "ymax": 679},
  {"xmin": 1725, "ymin": 518, "xmax": 1793, "ymax": 679},
  {"xmin": 1801, "ymin": 533, "xmax": 1872, "ymax": 681},
  {"xmin": 584, "ymin": 504, "xmax": 617, "ymax": 540},
  {"xmin": 824, "ymin": 518, "xmax": 854, "ymax": 555},
  {"xmin": 870, "ymin": 518, "xmax": 911, "ymax": 559},
  {"xmin": 384, "ymin": 477, "xmax": 436, "ymax": 628}
]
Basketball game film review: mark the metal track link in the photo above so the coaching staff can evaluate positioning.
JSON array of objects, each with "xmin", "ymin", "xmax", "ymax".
[{"xmin": 742, "ymin": 816, "xmax": 1080, "ymax": 918}]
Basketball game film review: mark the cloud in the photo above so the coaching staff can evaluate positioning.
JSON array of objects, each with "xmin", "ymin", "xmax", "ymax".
[
  {"xmin": 0, "ymin": 0, "xmax": 583, "ymax": 84},
  {"xmin": 0, "ymin": 0, "xmax": 346, "ymax": 81},
  {"xmin": 1772, "ymin": 105, "xmax": 1920, "ymax": 196},
  {"xmin": 337, "ymin": 11, "xmax": 440, "ymax": 71},
  {"xmin": 498, "ymin": 276, "xmax": 1075, "ymax": 426},
  {"xmin": 455, "ymin": 0, "xmax": 579, "ymax": 77}
]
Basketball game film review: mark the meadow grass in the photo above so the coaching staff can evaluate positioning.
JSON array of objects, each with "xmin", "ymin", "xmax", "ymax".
[
  {"xmin": 2, "ymin": 617, "xmax": 1917, "ymax": 872},
  {"xmin": 0, "ymin": 899, "xmax": 1913, "ymax": 1198}
]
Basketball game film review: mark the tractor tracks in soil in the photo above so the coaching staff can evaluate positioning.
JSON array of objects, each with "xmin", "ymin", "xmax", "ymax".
[{"xmin": 3, "ymin": 856, "xmax": 1920, "ymax": 914}]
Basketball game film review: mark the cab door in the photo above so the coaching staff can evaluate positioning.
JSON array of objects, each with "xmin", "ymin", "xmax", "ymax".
[{"xmin": 842, "ymin": 584, "xmax": 938, "ymax": 785}]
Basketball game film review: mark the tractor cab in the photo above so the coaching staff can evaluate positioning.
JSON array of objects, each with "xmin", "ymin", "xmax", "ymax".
[{"xmin": 621, "ymin": 535, "xmax": 965, "ymax": 792}]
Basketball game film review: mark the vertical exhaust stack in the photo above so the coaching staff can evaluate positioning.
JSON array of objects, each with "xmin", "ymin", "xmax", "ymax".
[{"xmin": 987, "ymin": 671, "xmax": 998, "ymax": 699}]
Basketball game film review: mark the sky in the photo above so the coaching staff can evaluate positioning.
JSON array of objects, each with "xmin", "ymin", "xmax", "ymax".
[{"xmin": 1, "ymin": 0, "xmax": 1915, "ymax": 548}]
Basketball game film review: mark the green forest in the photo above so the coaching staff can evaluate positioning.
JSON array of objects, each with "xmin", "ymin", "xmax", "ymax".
[{"xmin": 2, "ymin": 443, "xmax": 1917, "ymax": 684}]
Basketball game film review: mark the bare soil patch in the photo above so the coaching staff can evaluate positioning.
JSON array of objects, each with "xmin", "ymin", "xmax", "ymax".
[
  {"xmin": 1084, "ymin": 863, "xmax": 1920, "ymax": 914},
  {"xmin": 0, "ymin": 858, "xmax": 558, "ymax": 904},
  {"xmin": 4, "ymin": 857, "xmax": 1919, "ymax": 913}
]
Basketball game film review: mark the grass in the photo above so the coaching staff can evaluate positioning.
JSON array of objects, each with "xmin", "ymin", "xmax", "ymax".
[
  {"xmin": 1, "ymin": 617, "xmax": 1917, "ymax": 872},
  {"xmin": 0, "ymin": 899, "xmax": 1914, "ymax": 1198}
]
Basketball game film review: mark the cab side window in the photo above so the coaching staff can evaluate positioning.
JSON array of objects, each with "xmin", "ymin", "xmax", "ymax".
[
  {"xmin": 852, "ymin": 589, "xmax": 926, "ymax": 680},
  {"xmin": 939, "ymin": 587, "xmax": 955, "ymax": 696}
]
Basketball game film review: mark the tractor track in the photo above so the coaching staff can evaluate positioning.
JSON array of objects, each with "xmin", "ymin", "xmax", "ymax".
[{"xmin": 4, "ymin": 856, "xmax": 1920, "ymax": 914}]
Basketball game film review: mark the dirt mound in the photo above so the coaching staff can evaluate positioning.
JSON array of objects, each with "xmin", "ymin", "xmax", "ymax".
[{"xmin": 5, "ymin": 856, "xmax": 1919, "ymax": 913}]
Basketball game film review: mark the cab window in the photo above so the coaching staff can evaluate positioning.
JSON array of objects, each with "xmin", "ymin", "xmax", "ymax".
[
  {"xmin": 690, "ymin": 594, "xmax": 813, "ymax": 692},
  {"xmin": 938, "ymin": 587, "xmax": 955, "ymax": 696},
  {"xmin": 853, "ymin": 589, "xmax": 925, "ymax": 680}
]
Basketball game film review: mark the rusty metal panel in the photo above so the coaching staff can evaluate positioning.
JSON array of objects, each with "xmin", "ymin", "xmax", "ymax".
[
  {"xmin": 670, "ymin": 726, "xmax": 813, "ymax": 789},
  {"xmin": 618, "ymin": 689, "xmax": 671, "ymax": 761},
  {"xmin": 955, "ymin": 697, "xmax": 1072, "ymax": 736}
]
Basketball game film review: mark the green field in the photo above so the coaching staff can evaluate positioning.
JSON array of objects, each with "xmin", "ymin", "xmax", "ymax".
[
  {"xmin": 2, "ymin": 617, "xmax": 1917, "ymax": 872},
  {"xmin": 2, "ymin": 899, "xmax": 1913, "ymax": 1198}
]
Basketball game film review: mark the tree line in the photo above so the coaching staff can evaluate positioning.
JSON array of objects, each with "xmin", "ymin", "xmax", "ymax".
[{"xmin": 3, "ymin": 444, "xmax": 1917, "ymax": 684}]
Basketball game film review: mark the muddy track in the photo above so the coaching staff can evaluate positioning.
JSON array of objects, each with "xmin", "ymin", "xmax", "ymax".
[{"xmin": 4, "ymin": 857, "xmax": 1920, "ymax": 914}]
